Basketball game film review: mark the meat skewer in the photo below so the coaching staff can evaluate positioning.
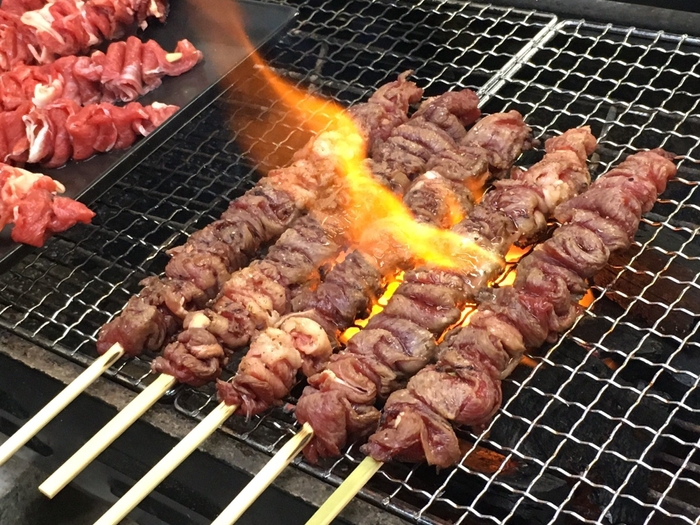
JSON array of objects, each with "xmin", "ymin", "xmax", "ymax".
[
  {"xmin": 0, "ymin": 162, "xmax": 95, "ymax": 245},
  {"xmin": 1, "ymin": 97, "xmax": 180, "ymax": 167},
  {"xmin": 41, "ymin": 87, "xmax": 490, "ymax": 501},
  {"xmin": 92, "ymin": 111, "xmax": 537, "ymax": 525},
  {"xmin": 0, "ymin": 73, "xmax": 422, "ymax": 469},
  {"xmin": 208, "ymin": 125, "xmax": 597, "ymax": 525},
  {"xmin": 0, "ymin": 36, "xmax": 203, "ymax": 111},
  {"xmin": 308, "ymin": 148, "xmax": 677, "ymax": 525},
  {"xmin": 95, "ymin": 72, "xmax": 422, "ymax": 361},
  {"xmin": 0, "ymin": 0, "xmax": 169, "ymax": 70}
]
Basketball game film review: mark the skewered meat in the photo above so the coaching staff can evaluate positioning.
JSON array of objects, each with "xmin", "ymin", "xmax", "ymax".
[
  {"xmin": 217, "ymin": 180, "xmax": 471, "ymax": 416},
  {"xmin": 216, "ymin": 107, "xmax": 535, "ymax": 421},
  {"xmin": 295, "ymin": 127, "xmax": 596, "ymax": 463},
  {"xmin": 96, "ymin": 73, "xmax": 423, "ymax": 357},
  {"xmin": 2, "ymin": 98, "xmax": 179, "ymax": 167},
  {"xmin": 166, "ymin": 88, "xmax": 482, "ymax": 391},
  {"xmin": 152, "ymin": 213, "xmax": 348, "ymax": 386},
  {"xmin": 154, "ymin": 88, "xmax": 481, "ymax": 386},
  {"xmin": 0, "ymin": 0, "xmax": 169, "ymax": 70},
  {"xmin": 369, "ymin": 90, "xmax": 482, "ymax": 181},
  {"xmin": 363, "ymin": 149, "xmax": 677, "ymax": 468},
  {"xmin": 0, "ymin": 37, "xmax": 202, "ymax": 111},
  {"xmin": 0, "ymin": 162, "xmax": 94, "ymax": 245}
]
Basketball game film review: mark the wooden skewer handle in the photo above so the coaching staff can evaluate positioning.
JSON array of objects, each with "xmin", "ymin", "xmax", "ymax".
[
  {"xmin": 0, "ymin": 343, "xmax": 124, "ymax": 467},
  {"xmin": 305, "ymin": 457, "xmax": 383, "ymax": 525},
  {"xmin": 93, "ymin": 402, "xmax": 238, "ymax": 525},
  {"xmin": 39, "ymin": 372, "xmax": 178, "ymax": 498},
  {"xmin": 211, "ymin": 423, "xmax": 314, "ymax": 525}
]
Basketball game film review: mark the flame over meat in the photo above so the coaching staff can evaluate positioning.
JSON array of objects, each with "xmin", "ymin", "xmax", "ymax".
[{"xmin": 185, "ymin": 0, "xmax": 498, "ymax": 275}]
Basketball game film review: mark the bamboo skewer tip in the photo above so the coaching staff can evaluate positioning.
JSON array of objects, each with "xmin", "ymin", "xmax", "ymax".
[
  {"xmin": 305, "ymin": 457, "xmax": 383, "ymax": 525},
  {"xmin": 165, "ymin": 52, "xmax": 182, "ymax": 62},
  {"xmin": 0, "ymin": 343, "xmax": 124, "ymax": 468},
  {"xmin": 38, "ymin": 372, "xmax": 178, "ymax": 498},
  {"xmin": 211, "ymin": 422, "xmax": 314, "ymax": 525}
]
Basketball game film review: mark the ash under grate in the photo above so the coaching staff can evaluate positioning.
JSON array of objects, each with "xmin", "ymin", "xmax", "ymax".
[{"xmin": 0, "ymin": 2, "xmax": 699, "ymax": 525}]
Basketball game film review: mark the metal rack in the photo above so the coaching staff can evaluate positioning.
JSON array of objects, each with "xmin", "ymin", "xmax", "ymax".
[{"xmin": 0, "ymin": 1, "xmax": 699, "ymax": 524}]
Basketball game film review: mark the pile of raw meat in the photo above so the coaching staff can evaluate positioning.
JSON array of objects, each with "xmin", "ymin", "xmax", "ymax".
[{"xmin": 0, "ymin": 0, "xmax": 203, "ymax": 246}]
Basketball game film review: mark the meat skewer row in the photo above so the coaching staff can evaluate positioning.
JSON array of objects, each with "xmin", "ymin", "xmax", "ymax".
[
  {"xmin": 204, "ymin": 125, "xmax": 596, "ymax": 525},
  {"xmin": 215, "ymin": 109, "xmax": 533, "ymax": 417},
  {"xmin": 89, "ymin": 111, "xmax": 535, "ymax": 525},
  {"xmin": 39, "ymin": 87, "xmax": 488, "ymax": 499},
  {"xmin": 89, "ymin": 161, "xmax": 489, "ymax": 525},
  {"xmin": 0, "ymin": 0, "xmax": 169, "ymax": 70},
  {"xmin": 295, "ymin": 126, "xmax": 596, "ymax": 464},
  {"xmin": 308, "ymin": 148, "xmax": 677, "ymax": 525},
  {"xmin": 0, "ymin": 36, "xmax": 203, "ymax": 111},
  {"xmin": 96, "ymin": 72, "xmax": 423, "ymax": 359},
  {"xmin": 1, "ymin": 97, "xmax": 180, "ymax": 167},
  {"xmin": 0, "ymin": 73, "xmax": 422, "ymax": 469},
  {"xmin": 0, "ymin": 162, "xmax": 95, "ymax": 245},
  {"xmin": 152, "ymin": 88, "xmax": 488, "ymax": 389}
]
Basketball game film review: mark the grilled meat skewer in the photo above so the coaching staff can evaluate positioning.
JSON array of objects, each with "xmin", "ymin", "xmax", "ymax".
[
  {"xmin": 295, "ymin": 127, "xmax": 597, "ymax": 463},
  {"xmin": 96, "ymin": 73, "xmax": 423, "ymax": 358},
  {"xmin": 215, "ymin": 112, "xmax": 535, "ymax": 419},
  {"xmin": 364, "ymin": 148, "xmax": 677, "ymax": 468},
  {"xmin": 153, "ymin": 88, "xmax": 488, "ymax": 387}
]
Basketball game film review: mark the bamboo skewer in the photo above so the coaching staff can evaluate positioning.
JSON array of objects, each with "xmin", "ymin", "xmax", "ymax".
[
  {"xmin": 0, "ymin": 343, "xmax": 124, "ymax": 467},
  {"xmin": 211, "ymin": 423, "xmax": 314, "ymax": 525},
  {"xmin": 306, "ymin": 457, "xmax": 382, "ymax": 525},
  {"xmin": 93, "ymin": 401, "xmax": 238, "ymax": 525},
  {"xmin": 41, "ymin": 315, "xmax": 214, "ymax": 495},
  {"xmin": 38, "ymin": 372, "xmax": 177, "ymax": 498}
]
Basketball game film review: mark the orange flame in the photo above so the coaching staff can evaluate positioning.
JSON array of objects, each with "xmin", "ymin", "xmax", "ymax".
[{"xmin": 187, "ymin": 0, "xmax": 501, "ymax": 273}]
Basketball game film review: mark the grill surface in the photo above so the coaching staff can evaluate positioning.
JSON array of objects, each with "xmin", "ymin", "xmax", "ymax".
[{"xmin": 1, "ymin": 1, "xmax": 700, "ymax": 524}]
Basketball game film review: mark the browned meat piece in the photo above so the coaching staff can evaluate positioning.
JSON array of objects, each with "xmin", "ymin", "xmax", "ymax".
[
  {"xmin": 347, "ymin": 70, "xmax": 423, "ymax": 145},
  {"xmin": 365, "ymin": 389, "xmax": 461, "ymax": 467},
  {"xmin": 403, "ymin": 171, "xmax": 474, "ymax": 227},
  {"xmin": 412, "ymin": 89, "xmax": 481, "ymax": 140},
  {"xmin": 363, "ymin": 149, "xmax": 677, "ymax": 467},
  {"xmin": 293, "ymin": 251, "xmax": 383, "ymax": 332},
  {"xmin": 152, "ymin": 328, "xmax": 226, "ymax": 387},
  {"xmin": 294, "ymin": 388, "xmax": 380, "ymax": 464},
  {"xmin": 95, "ymin": 296, "xmax": 174, "ymax": 356},
  {"xmin": 371, "ymin": 89, "xmax": 482, "ymax": 180},
  {"xmin": 461, "ymin": 110, "xmax": 535, "ymax": 177}
]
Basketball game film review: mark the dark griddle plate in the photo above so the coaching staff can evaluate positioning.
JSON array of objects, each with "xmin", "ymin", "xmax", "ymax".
[{"xmin": 0, "ymin": 0, "xmax": 297, "ymax": 271}]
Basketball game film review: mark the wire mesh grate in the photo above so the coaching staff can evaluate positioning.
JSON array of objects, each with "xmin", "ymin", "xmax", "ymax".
[{"xmin": 0, "ymin": 1, "xmax": 700, "ymax": 524}]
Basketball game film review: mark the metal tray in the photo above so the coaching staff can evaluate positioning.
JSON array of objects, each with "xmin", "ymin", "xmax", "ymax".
[{"xmin": 0, "ymin": 0, "xmax": 297, "ymax": 271}]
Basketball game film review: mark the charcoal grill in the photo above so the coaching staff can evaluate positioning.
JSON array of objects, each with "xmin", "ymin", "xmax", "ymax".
[{"xmin": 1, "ymin": 0, "xmax": 700, "ymax": 524}]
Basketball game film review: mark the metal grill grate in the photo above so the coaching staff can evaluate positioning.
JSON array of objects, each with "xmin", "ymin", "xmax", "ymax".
[{"xmin": 1, "ymin": 1, "xmax": 700, "ymax": 524}]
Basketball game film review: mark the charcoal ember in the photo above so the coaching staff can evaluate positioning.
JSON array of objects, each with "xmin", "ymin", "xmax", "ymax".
[{"xmin": 489, "ymin": 340, "xmax": 669, "ymax": 524}]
